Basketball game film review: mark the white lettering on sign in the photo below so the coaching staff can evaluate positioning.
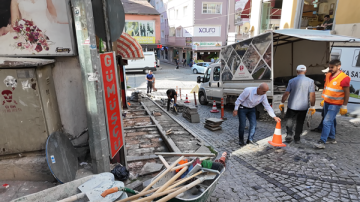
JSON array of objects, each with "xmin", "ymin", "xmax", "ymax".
[
  {"xmin": 105, "ymin": 55, "xmax": 112, "ymax": 67},
  {"xmin": 193, "ymin": 26, "xmax": 221, "ymax": 37}
]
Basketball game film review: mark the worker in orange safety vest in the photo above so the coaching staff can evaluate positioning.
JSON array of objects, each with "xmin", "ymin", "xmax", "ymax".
[{"xmin": 314, "ymin": 59, "xmax": 351, "ymax": 149}]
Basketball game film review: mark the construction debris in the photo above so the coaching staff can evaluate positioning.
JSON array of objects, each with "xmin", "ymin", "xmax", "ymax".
[
  {"xmin": 182, "ymin": 105, "xmax": 200, "ymax": 123},
  {"xmin": 139, "ymin": 162, "xmax": 163, "ymax": 176},
  {"xmin": 166, "ymin": 129, "xmax": 173, "ymax": 135},
  {"xmin": 204, "ymin": 118, "xmax": 223, "ymax": 131},
  {"xmin": 153, "ymin": 111, "xmax": 162, "ymax": 116},
  {"xmin": 130, "ymin": 91, "xmax": 142, "ymax": 102}
]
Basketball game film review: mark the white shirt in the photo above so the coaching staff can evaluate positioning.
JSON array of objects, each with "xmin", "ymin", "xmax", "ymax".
[{"xmin": 234, "ymin": 87, "xmax": 276, "ymax": 118}]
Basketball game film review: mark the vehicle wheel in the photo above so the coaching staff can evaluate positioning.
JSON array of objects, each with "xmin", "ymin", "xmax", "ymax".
[
  {"xmin": 193, "ymin": 69, "xmax": 198, "ymax": 74},
  {"xmin": 143, "ymin": 69, "xmax": 149, "ymax": 74},
  {"xmin": 199, "ymin": 92, "xmax": 208, "ymax": 105}
]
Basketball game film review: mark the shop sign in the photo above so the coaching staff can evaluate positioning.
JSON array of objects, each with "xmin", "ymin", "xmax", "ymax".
[
  {"xmin": 193, "ymin": 26, "xmax": 221, "ymax": 37},
  {"xmin": 235, "ymin": 0, "xmax": 249, "ymax": 26},
  {"xmin": 0, "ymin": 0, "xmax": 75, "ymax": 56},
  {"xmin": 124, "ymin": 20, "xmax": 156, "ymax": 44},
  {"xmin": 186, "ymin": 37, "xmax": 192, "ymax": 46},
  {"xmin": 100, "ymin": 52, "xmax": 125, "ymax": 159},
  {"xmin": 193, "ymin": 42, "xmax": 222, "ymax": 47}
]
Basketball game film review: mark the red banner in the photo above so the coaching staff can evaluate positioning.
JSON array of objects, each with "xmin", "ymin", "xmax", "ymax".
[{"xmin": 100, "ymin": 52, "xmax": 124, "ymax": 158}]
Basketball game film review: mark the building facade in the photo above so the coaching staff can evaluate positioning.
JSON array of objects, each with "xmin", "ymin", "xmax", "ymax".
[
  {"xmin": 150, "ymin": 0, "xmax": 229, "ymax": 64},
  {"xmin": 123, "ymin": 0, "xmax": 161, "ymax": 53}
]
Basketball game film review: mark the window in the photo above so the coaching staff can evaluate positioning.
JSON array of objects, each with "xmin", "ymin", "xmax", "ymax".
[
  {"xmin": 156, "ymin": 2, "xmax": 159, "ymax": 10},
  {"xmin": 176, "ymin": 28, "xmax": 181, "ymax": 37},
  {"xmin": 197, "ymin": 63, "xmax": 203, "ymax": 66},
  {"xmin": 183, "ymin": 6, "xmax": 187, "ymax": 16},
  {"xmin": 204, "ymin": 68, "xmax": 211, "ymax": 82},
  {"xmin": 161, "ymin": 15, "xmax": 164, "ymax": 23},
  {"xmin": 170, "ymin": 27, "xmax": 175, "ymax": 36},
  {"xmin": 161, "ymin": 30, "xmax": 164, "ymax": 38},
  {"xmin": 176, "ymin": 9, "xmax": 179, "ymax": 19},
  {"xmin": 213, "ymin": 66, "xmax": 220, "ymax": 81},
  {"xmin": 160, "ymin": 0, "xmax": 163, "ymax": 8},
  {"xmin": 202, "ymin": 3, "xmax": 222, "ymax": 14},
  {"xmin": 169, "ymin": 8, "xmax": 174, "ymax": 19}
]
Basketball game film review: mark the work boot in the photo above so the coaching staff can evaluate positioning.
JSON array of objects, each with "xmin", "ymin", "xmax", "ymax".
[
  {"xmin": 326, "ymin": 138, "xmax": 337, "ymax": 144},
  {"xmin": 314, "ymin": 140, "xmax": 326, "ymax": 149},
  {"xmin": 285, "ymin": 135, "xmax": 292, "ymax": 143}
]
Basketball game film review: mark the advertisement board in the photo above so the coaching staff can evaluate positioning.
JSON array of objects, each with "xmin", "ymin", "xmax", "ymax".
[
  {"xmin": 100, "ymin": 52, "xmax": 125, "ymax": 159},
  {"xmin": 0, "ymin": 0, "xmax": 75, "ymax": 56},
  {"xmin": 192, "ymin": 42, "xmax": 222, "ymax": 50},
  {"xmin": 183, "ymin": 27, "xmax": 193, "ymax": 37},
  {"xmin": 193, "ymin": 26, "xmax": 221, "ymax": 37},
  {"xmin": 235, "ymin": 0, "xmax": 249, "ymax": 26},
  {"xmin": 124, "ymin": 20, "xmax": 155, "ymax": 44},
  {"xmin": 186, "ymin": 37, "xmax": 192, "ymax": 46}
]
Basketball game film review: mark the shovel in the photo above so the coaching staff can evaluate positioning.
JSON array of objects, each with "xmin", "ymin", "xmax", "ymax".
[{"xmin": 307, "ymin": 114, "xmax": 313, "ymax": 128}]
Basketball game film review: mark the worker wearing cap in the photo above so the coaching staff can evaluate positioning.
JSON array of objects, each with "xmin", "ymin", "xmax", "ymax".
[
  {"xmin": 311, "ymin": 67, "xmax": 337, "ymax": 133},
  {"xmin": 314, "ymin": 59, "xmax": 350, "ymax": 149},
  {"xmin": 279, "ymin": 65, "xmax": 316, "ymax": 144},
  {"xmin": 166, "ymin": 89, "xmax": 177, "ymax": 111}
]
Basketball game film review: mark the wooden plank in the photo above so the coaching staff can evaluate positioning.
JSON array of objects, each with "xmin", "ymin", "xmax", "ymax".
[{"xmin": 124, "ymin": 125, "xmax": 157, "ymax": 130}]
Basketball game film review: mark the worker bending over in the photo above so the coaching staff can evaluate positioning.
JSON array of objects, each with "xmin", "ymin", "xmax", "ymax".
[{"xmin": 166, "ymin": 89, "xmax": 177, "ymax": 111}]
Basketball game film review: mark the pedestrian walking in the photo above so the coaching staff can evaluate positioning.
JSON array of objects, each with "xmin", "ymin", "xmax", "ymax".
[
  {"xmin": 166, "ymin": 89, "xmax": 177, "ymax": 111},
  {"xmin": 311, "ymin": 67, "xmax": 337, "ymax": 133},
  {"xmin": 182, "ymin": 58, "xmax": 186, "ymax": 67},
  {"xmin": 279, "ymin": 65, "xmax": 316, "ymax": 144},
  {"xmin": 314, "ymin": 59, "xmax": 351, "ymax": 149},
  {"xmin": 145, "ymin": 70, "xmax": 155, "ymax": 94},
  {"xmin": 175, "ymin": 58, "xmax": 179, "ymax": 69},
  {"xmin": 233, "ymin": 83, "xmax": 281, "ymax": 146}
]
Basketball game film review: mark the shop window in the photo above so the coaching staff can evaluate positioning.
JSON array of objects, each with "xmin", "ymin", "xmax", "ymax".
[
  {"xmin": 161, "ymin": 30, "xmax": 164, "ymax": 38},
  {"xmin": 213, "ymin": 66, "xmax": 220, "ymax": 81},
  {"xmin": 202, "ymin": 3, "xmax": 222, "ymax": 14},
  {"xmin": 299, "ymin": 0, "xmax": 338, "ymax": 30}
]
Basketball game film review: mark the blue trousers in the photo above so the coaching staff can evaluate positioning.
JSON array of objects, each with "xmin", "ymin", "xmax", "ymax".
[
  {"xmin": 238, "ymin": 107, "xmax": 257, "ymax": 142},
  {"xmin": 316, "ymin": 109, "xmax": 337, "ymax": 132},
  {"xmin": 320, "ymin": 102, "xmax": 340, "ymax": 143}
]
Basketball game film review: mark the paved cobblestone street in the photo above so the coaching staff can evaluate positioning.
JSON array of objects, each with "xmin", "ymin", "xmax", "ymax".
[{"xmin": 128, "ymin": 63, "xmax": 360, "ymax": 201}]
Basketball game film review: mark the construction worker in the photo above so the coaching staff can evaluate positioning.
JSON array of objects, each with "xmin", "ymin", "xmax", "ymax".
[
  {"xmin": 311, "ymin": 67, "xmax": 337, "ymax": 133},
  {"xmin": 279, "ymin": 65, "xmax": 316, "ymax": 144},
  {"xmin": 145, "ymin": 70, "xmax": 155, "ymax": 94},
  {"xmin": 166, "ymin": 89, "xmax": 177, "ymax": 111},
  {"xmin": 233, "ymin": 83, "xmax": 281, "ymax": 146},
  {"xmin": 314, "ymin": 59, "xmax": 351, "ymax": 149}
]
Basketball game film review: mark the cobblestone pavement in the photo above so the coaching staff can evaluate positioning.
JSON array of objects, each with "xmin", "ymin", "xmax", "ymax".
[{"xmin": 144, "ymin": 90, "xmax": 360, "ymax": 202}]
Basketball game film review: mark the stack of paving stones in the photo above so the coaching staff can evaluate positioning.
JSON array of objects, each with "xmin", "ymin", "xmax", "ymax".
[
  {"xmin": 204, "ymin": 118, "xmax": 223, "ymax": 131},
  {"xmin": 182, "ymin": 105, "xmax": 200, "ymax": 123}
]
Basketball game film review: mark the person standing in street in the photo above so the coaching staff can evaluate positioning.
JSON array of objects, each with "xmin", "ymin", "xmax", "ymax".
[
  {"xmin": 166, "ymin": 89, "xmax": 177, "ymax": 111},
  {"xmin": 233, "ymin": 83, "xmax": 281, "ymax": 146},
  {"xmin": 311, "ymin": 67, "xmax": 337, "ymax": 133},
  {"xmin": 279, "ymin": 65, "xmax": 316, "ymax": 144},
  {"xmin": 314, "ymin": 59, "xmax": 351, "ymax": 149},
  {"xmin": 145, "ymin": 70, "xmax": 155, "ymax": 94},
  {"xmin": 182, "ymin": 58, "xmax": 186, "ymax": 67}
]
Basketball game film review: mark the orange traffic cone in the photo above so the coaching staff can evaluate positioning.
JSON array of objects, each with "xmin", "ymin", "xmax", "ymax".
[
  {"xmin": 210, "ymin": 101, "xmax": 219, "ymax": 113},
  {"xmin": 184, "ymin": 94, "xmax": 190, "ymax": 103},
  {"xmin": 268, "ymin": 121, "xmax": 286, "ymax": 147}
]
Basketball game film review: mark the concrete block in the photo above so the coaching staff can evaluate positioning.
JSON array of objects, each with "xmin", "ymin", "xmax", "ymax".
[{"xmin": 139, "ymin": 162, "xmax": 163, "ymax": 176}]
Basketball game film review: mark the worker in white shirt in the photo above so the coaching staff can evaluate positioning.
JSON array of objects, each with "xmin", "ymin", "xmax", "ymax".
[{"xmin": 233, "ymin": 83, "xmax": 281, "ymax": 146}]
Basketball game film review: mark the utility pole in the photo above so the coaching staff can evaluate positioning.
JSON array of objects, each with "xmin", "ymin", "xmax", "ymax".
[{"xmin": 71, "ymin": 0, "xmax": 110, "ymax": 173}]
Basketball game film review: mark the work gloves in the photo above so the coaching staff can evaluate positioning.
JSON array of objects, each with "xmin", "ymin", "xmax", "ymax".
[
  {"xmin": 340, "ymin": 105, "xmax": 347, "ymax": 115},
  {"xmin": 308, "ymin": 106, "xmax": 316, "ymax": 115},
  {"xmin": 173, "ymin": 103, "xmax": 176, "ymax": 107},
  {"xmin": 279, "ymin": 103, "xmax": 284, "ymax": 111},
  {"xmin": 320, "ymin": 100, "xmax": 324, "ymax": 107}
]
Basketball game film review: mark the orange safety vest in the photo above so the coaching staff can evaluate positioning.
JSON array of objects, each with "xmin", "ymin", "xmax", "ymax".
[{"xmin": 322, "ymin": 72, "xmax": 349, "ymax": 105}]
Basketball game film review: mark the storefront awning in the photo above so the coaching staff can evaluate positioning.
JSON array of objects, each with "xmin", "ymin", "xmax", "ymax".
[
  {"xmin": 0, "ymin": 57, "xmax": 54, "ymax": 68},
  {"xmin": 273, "ymin": 29, "xmax": 360, "ymax": 46},
  {"xmin": 116, "ymin": 33, "xmax": 144, "ymax": 60}
]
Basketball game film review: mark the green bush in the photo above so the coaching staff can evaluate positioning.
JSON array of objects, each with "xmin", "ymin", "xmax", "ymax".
[{"xmin": 195, "ymin": 60, "xmax": 204, "ymax": 64}]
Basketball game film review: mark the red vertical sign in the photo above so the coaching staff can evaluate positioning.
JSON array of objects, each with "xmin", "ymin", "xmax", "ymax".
[{"xmin": 100, "ymin": 52, "xmax": 124, "ymax": 158}]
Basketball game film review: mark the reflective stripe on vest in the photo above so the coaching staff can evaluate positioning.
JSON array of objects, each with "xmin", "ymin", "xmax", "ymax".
[{"xmin": 321, "ymin": 72, "xmax": 348, "ymax": 105}]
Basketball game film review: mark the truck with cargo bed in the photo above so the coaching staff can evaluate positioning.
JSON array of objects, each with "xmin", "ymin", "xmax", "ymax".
[{"xmin": 197, "ymin": 29, "xmax": 360, "ymax": 116}]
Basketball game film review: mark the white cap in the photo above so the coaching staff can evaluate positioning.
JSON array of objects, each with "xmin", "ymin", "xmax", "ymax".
[
  {"xmin": 296, "ymin": 65, "xmax": 306, "ymax": 71},
  {"xmin": 322, "ymin": 67, "xmax": 329, "ymax": 73}
]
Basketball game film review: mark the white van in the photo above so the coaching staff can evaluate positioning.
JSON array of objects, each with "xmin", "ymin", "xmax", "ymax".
[
  {"xmin": 331, "ymin": 47, "xmax": 360, "ymax": 112},
  {"xmin": 125, "ymin": 51, "xmax": 157, "ymax": 73}
]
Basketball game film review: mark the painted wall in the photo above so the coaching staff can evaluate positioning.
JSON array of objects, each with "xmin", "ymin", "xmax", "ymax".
[
  {"xmin": 53, "ymin": 57, "xmax": 88, "ymax": 146},
  {"xmin": 279, "ymin": 0, "xmax": 298, "ymax": 29},
  {"xmin": 333, "ymin": 0, "xmax": 360, "ymax": 38},
  {"xmin": 125, "ymin": 14, "xmax": 161, "ymax": 44}
]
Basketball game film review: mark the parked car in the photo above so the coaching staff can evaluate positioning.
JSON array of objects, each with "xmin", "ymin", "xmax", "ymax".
[{"xmin": 191, "ymin": 62, "xmax": 212, "ymax": 74}]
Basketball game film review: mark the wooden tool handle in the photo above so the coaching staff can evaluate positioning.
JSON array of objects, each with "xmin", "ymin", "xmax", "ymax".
[
  {"xmin": 165, "ymin": 170, "xmax": 203, "ymax": 191},
  {"xmin": 157, "ymin": 179, "xmax": 203, "ymax": 202},
  {"xmin": 58, "ymin": 193, "xmax": 86, "ymax": 202},
  {"xmin": 115, "ymin": 186, "xmax": 162, "ymax": 202},
  {"xmin": 158, "ymin": 155, "xmax": 170, "ymax": 169},
  {"xmin": 101, "ymin": 187, "xmax": 119, "ymax": 197},
  {"xmin": 171, "ymin": 157, "xmax": 209, "ymax": 171},
  {"xmin": 140, "ymin": 156, "xmax": 184, "ymax": 193},
  {"xmin": 131, "ymin": 186, "xmax": 182, "ymax": 202},
  {"xmin": 154, "ymin": 166, "xmax": 188, "ymax": 194}
]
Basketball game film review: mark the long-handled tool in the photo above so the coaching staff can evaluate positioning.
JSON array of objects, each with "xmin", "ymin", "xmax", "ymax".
[
  {"xmin": 307, "ymin": 114, "xmax": 313, "ymax": 128},
  {"xmin": 157, "ymin": 172, "xmax": 218, "ymax": 202}
]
